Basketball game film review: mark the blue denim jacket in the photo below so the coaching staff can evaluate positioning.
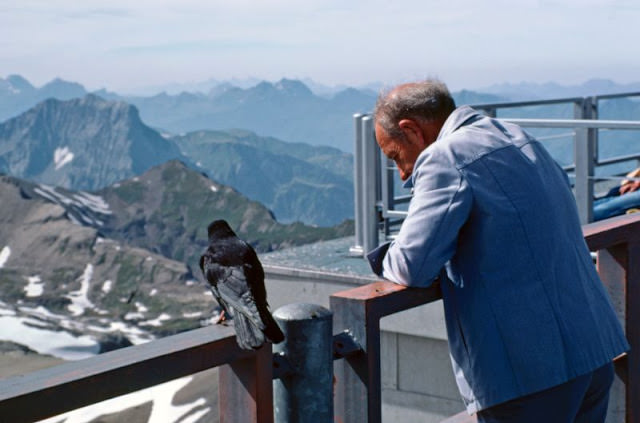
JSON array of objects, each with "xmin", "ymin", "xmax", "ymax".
[{"xmin": 368, "ymin": 106, "xmax": 629, "ymax": 413}]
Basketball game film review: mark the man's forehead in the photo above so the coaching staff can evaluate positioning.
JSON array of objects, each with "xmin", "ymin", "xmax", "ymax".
[{"xmin": 376, "ymin": 134, "xmax": 401, "ymax": 158}]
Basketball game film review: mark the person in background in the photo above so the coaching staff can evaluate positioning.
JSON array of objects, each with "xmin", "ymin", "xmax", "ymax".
[
  {"xmin": 594, "ymin": 167, "xmax": 640, "ymax": 220},
  {"xmin": 367, "ymin": 79, "xmax": 629, "ymax": 422}
]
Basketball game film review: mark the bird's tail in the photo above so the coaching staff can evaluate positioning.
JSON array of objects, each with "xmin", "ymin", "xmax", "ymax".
[
  {"xmin": 233, "ymin": 308, "xmax": 285, "ymax": 350},
  {"xmin": 233, "ymin": 312, "xmax": 266, "ymax": 350},
  {"xmin": 260, "ymin": 309, "xmax": 285, "ymax": 344}
]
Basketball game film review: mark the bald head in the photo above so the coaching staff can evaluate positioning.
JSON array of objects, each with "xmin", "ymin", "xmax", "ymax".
[{"xmin": 374, "ymin": 79, "xmax": 456, "ymax": 141}]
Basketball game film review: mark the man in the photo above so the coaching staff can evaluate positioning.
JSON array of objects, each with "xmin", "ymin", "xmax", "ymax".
[{"xmin": 367, "ymin": 80, "xmax": 629, "ymax": 422}]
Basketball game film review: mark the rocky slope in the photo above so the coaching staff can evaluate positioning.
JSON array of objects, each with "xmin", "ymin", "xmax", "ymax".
[
  {"xmin": 94, "ymin": 160, "xmax": 353, "ymax": 271},
  {"xmin": 1, "ymin": 163, "xmax": 353, "ymax": 312},
  {"xmin": 172, "ymin": 130, "xmax": 353, "ymax": 225},
  {"xmin": 0, "ymin": 94, "xmax": 184, "ymax": 191},
  {"xmin": 0, "ymin": 174, "xmax": 208, "ymax": 341}
]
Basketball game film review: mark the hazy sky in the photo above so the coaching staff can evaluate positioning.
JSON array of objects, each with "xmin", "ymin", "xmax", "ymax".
[{"xmin": 2, "ymin": 0, "xmax": 639, "ymax": 93}]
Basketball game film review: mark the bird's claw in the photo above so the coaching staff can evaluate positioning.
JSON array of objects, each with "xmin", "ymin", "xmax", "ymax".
[{"xmin": 213, "ymin": 310, "xmax": 227, "ymax": 324}]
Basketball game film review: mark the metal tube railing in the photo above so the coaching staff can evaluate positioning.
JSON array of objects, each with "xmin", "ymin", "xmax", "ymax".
[
  {"xmin": 361, "ymin": 115, "xmax": 379, "ymax": 254},
  {"xmin": 2, "ymin": 214, "xmax": 639, "ymax": 422},
  {"xmin": 352, "ymin": 93, "xmax": 640, "ymax": 254},
  {"xmin": 350, "ymin": 114, "xmax": 365, "ymax": 256},
  {"xmin": 510, "ymin": 118, "xmax": 640, "ymax": 224},
  {"xmin": 507, "ymin": 118, "xmax": 640, "ymax": 130}
]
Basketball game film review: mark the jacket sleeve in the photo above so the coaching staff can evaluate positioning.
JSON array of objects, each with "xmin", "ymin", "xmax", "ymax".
[{"xmin": 374, "ymin": 146, "xmax": 472, "ymax": 287}]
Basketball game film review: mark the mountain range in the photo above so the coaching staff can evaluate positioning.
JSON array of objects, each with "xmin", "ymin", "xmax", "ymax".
[
  {"xmin": 0, "ymin": 161, "xmax": 353, "ymax": 339},
  {"xmin": 0, "ymin": 95, "xmax": 355, "ymax": 225},
  {"xmin": 0, "ymin": 74, "xmax": 506, "ymax": 153},
  {"xmin": 480, "ymin": 78, "xmax": 640, "ymax": 101}
]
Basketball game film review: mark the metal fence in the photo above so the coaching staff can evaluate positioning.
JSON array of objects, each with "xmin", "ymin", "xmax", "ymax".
[
  {"xmin": 350, "ymin": 93, "xmax": 640, "ymax": 256},
  {"xmin": 1, "ymin": 213, "xmax": 639, "ymax": 422}
]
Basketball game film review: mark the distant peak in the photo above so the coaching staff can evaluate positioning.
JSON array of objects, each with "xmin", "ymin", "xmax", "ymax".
[
  {"xmin": 274, "ymin": 79, "xmax": 312, "ymax": 96},
  {"xmin": 39, "ymin": 78, "xmax": 87, "ymax": 98},
  {"xmin": 4, "ymin": 74, "xmax": 35, "ymax": 94},
  {"xmin": 82, "ymin": 93, "xmax": 107, "ymax": 103},
  {"xmin": 42, "ymin": 77, "xmax": 83, "ymax": 88},
  {"xmin": 7, "ymin": 74, "xmax": 33, "ymax": 87}
]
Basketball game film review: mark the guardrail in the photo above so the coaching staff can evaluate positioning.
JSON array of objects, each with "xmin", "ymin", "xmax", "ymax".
[
  {"xmin": 0, "ymin": 324, "xmax": 274, "ymax": 423},
  {"xmin": 1, "ymin": 214, "xmax": 638, "ymax": 422},
  {"xmin": 334, "ymin": 212, "xmax": 640, "ymax": 423}
]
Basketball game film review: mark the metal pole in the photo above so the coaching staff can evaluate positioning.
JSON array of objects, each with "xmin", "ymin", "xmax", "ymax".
[
  {"xmin": 350, "ymin": 114, "xmax": 365, "ymax": 256},
  {"xmin": 273, "ymin": 303, "xmax": 333, "ymax": 423},
  {"xmin": 380, "ymin": 155, "xmax": 394, "ymax": 238},
  {"xmin": 574, "ymin": 97, "xmax": 596, "ymax": 223},
  {"xmin": 362, "ymin": 116, "xmax": 379, "ymax": 254}
]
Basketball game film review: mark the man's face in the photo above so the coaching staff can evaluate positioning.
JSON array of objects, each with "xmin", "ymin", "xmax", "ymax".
[{"xmin": 375, "ymin": 122, "xmax": 426, "ymax": 181}]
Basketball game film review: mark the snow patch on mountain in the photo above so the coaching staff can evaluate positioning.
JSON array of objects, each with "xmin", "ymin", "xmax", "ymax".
[
  {"xmin": 0, "ymin": 246, "xmax": 10, "ymax": 268},
  {"xmin": 54, "ymin": 147, "xmax": 74, "ymax": 170},
  {"xmin": 0, "ymin": 306, "xmax": 99, "ymax": 360},
  {"xmin": 72, "ymin": 191, "xmax": 112, "ymax": 215},
  {"xmin": 33, "ymin": 184, "xmax": 112, "ymax": 226},
  {"xmin": 24, "ymin": 276, "xmax": 44, "ymax": 297},
  {"xmin": 67, "ymin": 264, "xmax": 95, "ymax": 316},
  {"xmin": 140, "ymin": 313, "xmax": 172, "ymax": 327}
]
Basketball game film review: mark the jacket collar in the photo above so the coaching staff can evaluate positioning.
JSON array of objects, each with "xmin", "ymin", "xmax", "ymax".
[
  {"xmin": 436, "ymin": 105, "xmax": 483, "ymax": 141},
  {"xmin": 404, "ymin": 106, "xmax": 482, "ymax": 190}
]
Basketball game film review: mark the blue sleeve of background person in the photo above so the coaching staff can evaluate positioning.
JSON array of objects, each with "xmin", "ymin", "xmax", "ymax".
[{"xmin": 368, "ymin": 145, "xmax": 473, "ymax": 287}]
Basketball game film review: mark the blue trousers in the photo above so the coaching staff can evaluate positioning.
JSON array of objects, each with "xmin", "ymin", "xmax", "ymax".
[
  {"xmin": 476, "ymin": 362, "xmax": 614, "ymax": 423},
  {"xmin": 593, "ymin": 189, "xmax": 640, "ymax": 221}
]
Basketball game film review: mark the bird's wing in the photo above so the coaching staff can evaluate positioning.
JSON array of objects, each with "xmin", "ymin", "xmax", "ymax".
[
  {"xmin": 241, "ymin": 241, "xmax": 269, "ymax": 307},
  {"xmin": 215, "ymin": 265, "xmax": 265, "ymax": 330},
  {"xmin": 200, "ymin": 253, "xmax": 230, "ymax": 313}
]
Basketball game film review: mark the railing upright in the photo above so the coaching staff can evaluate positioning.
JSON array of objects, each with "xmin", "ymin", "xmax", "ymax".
[
  {"xmin": 219, "ymin": 345, "xmax": 274, "ymax": 423},
  {"xmin": 574, "ymin": 96, "xmax": 598, "ymax": 223},
  {"xmin": 331, "ymin": 281, "xmax": 442, "ymax": 423},
  {"xmin": 361, "ymin": 116, "xmax": 379, "ymax": 255},
  {"xmin": 584, "ymin": 213, "xmax": 640, "ymax": 423},
  {"xmin": 351, "ymin": 113, "xmax": 365, "ymax": 256},
  {"xmin": 273, "ymin": 303, "xmax": 334, "ymax": 423}
]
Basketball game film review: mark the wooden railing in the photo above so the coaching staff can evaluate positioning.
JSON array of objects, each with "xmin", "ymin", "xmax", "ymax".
[
  {"xmin": 332, "ymin": 212, "xmax": 640, "ymax": 423},
  {"xmin": 0, "ymin": 324, "xmax": 274, "ymax": 423},
  {"xmin": 1, "ymin": 213, "xmax": 638, "ymax": 422}
]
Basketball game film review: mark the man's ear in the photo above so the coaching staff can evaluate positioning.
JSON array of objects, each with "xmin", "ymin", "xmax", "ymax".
[{"xmin": 398, "ymin": 119, "xmax": 426, "ymax": 147}]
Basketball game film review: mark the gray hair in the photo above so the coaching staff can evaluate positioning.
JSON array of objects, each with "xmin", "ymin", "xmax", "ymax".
[{"xmin": 374, "ymin": 79, "xmax": 456, "ymax": 140}]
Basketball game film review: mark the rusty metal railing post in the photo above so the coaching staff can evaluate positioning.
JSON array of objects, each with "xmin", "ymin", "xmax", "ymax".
[
  {"xmin": 331, "ymin": 281, "xmax": 442, "ymax": 423},
  {"xmin": 219, "ymin": 344, "xmax": 274, "ymax": 423},
  {"xmin": 273, "ymin": 303, "xmax": 333, "ymax": 423},
  {"xmin": 584, "ymin": 214, "xmax": 640, "ymax": 423}
]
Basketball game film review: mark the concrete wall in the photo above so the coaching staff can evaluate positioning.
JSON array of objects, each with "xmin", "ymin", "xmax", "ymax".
[{"xmin": 264, "ymin": 265, "xmax": 465, "ymax": 422}]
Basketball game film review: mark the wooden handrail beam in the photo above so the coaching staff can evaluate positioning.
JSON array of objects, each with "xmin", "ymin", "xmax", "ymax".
[{"xmin": 0, "ymin": 324, "xmax": 261, "ymax": 422}]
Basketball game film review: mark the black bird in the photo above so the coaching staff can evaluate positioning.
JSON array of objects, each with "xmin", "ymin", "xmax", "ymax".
[{"xmin": 199, "ymin": 219, "xmax": 285, "ymax": 350}]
